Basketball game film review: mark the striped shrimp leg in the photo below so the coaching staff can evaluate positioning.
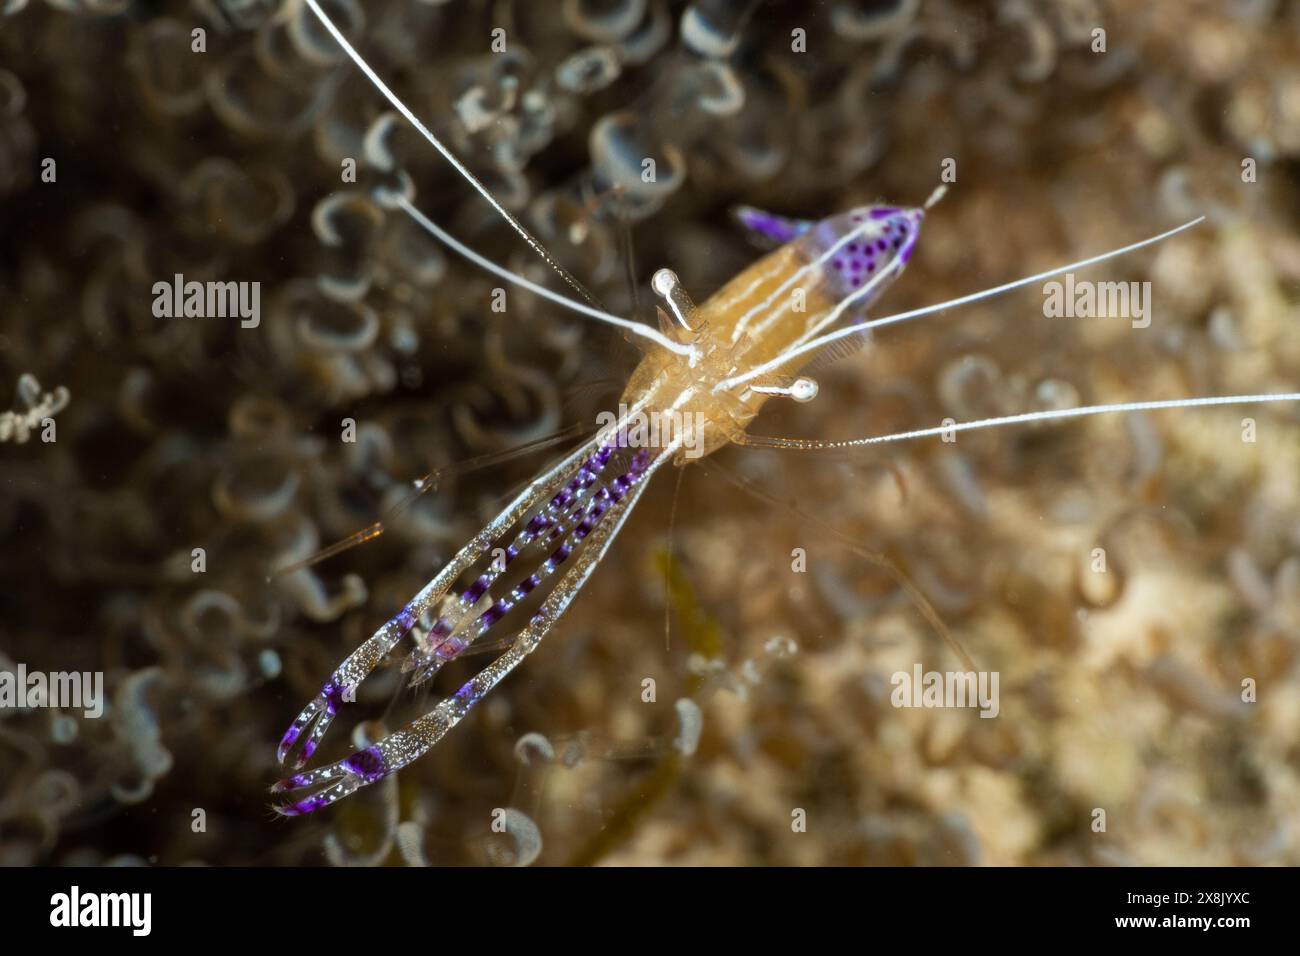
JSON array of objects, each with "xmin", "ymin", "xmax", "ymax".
[
  {"xmin": 275, "ymin": 433, "xmax": 607, "ymax": 770},
  {"xmin": 400, "ymin": 441, "xmax": 620, "ymax": 686},
  {"xmin": 405, "ymin": 468, "xmax": 637, "ymax": 688},
  {"xmin": 271, "ymin": 442, "xmax": 676, "ymax": 815}
]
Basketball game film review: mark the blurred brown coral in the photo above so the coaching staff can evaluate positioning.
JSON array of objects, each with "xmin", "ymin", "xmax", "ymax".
[{"xmin": 0, "ymin": 0, "xmax": 1297, "ymax": 867}]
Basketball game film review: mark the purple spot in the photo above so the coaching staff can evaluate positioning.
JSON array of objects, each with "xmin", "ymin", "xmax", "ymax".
[
  {"xmin": 272, "ymin": 772, "xmax": 311, "ymax": 793},
  {"xmin": 481, "ymin": 603, "xmax": 506, "ymax": 628},
  {"xmin": 345, "ymin": 746, "xmax": 387, "ymax": 783},
  {"xmin": 280, "ymin": 725, "xmax": 301, "ymax": 749},
  {"xmin": 323, "ymin": 681, "xmax": 346, "ymax": 715},
  {"xmin": 465, "ymin": 575, "xmax": 491, "ymax": 603},
  {"xmin": 300, "ymin": 738, "xmax": 318, "ymax": 762},
  {"xmin": 870, "ymin": 207, "xmax": 900, "ymax": 220},
  {"xmin": 286, "ymin": 796, "xmax": 326, "ymax": 816},
  {"xmin": 454, "ymin": 680, "xmax": 480, "ymax": 706},
  {"xmin": 434, "ymin": 636, "xmax": 467, "ymax": 661}
]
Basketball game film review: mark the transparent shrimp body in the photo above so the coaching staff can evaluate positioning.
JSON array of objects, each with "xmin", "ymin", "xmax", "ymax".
[
  {"xmin": 270, "ymin": 204, "xmax": 924, "ymax": 814},
  {"xmin": 273, "ymin": 0, "xmax": 1298, "ymax": 818},
  {"xmin": 620, "ymin": 204, "xmax": 925, "ymax": 460}
]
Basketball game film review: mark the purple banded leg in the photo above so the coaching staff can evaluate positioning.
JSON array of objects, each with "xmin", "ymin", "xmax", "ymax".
[
  {"xmin": 276, "ymin": 606, "xmax": 416, "ymax": 769},
  {"xmin": 271, "ymin": 445, "xmax": 670, "ymax": 817},
  {"xmin": 407, "ymin": 442, "xmax": 614, "ymax": 666},
  {"xmin": 273, "ymin": 443, "xmax": 605, "ymax": 786},
  {"xmin": 276, "ymin": 684, "xmax": 335, "ymax": 768},
  {"xmin": 271, "ymin": 745, "xmax": 387, "ymax": 816},
  {"xmin": 273, "ymin": 435, "xmax": 608, "ymax": 774},
  {"xmin": 406, "ymin": 451, "xmax": 651, "ymax": 689},
  {"xmin": 404, "ymin": 451, "xmax": 619, "ymax": 684}
]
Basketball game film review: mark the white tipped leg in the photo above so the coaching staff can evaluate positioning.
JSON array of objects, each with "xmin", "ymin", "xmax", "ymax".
[
  {"xmin": 652, "ymin": 268, "xmax": 700, "ymax": 335},
  {"xmin": 749, "ymin": 376, "xmax": 819, "ymax": 403}
]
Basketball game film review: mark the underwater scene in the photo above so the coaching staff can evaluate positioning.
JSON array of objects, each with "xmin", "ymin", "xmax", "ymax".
[{"xmin": 1, "ymin": 0, "xmax": 1298, "ymax": 872}]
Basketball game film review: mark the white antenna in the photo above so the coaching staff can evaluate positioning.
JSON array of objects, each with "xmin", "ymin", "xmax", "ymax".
[
  {"xmin": 744, "ymin": 393, "xmax": 1300, "ymax": 449},
  {"xmin": 303, "ymin": 0, "xmax": 600, "ymax": 308},
  {"xmin": 718, "ymin": 217, "xmax": 1207, "ymax": 392},
  {"xmin": 393, "ymin": 195, "xmax": 694, "ymax": 357}
]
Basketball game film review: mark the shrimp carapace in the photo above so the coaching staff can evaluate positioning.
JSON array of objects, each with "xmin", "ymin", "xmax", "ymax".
[{"xmin": 620, "ymin": 204, "xmax": 925, "ymax": 460}]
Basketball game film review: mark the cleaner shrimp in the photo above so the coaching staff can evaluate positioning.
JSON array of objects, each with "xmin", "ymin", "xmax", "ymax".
[{"xmin": 271, "ymin": 0, "xmax": 1300, "ymax": 817}]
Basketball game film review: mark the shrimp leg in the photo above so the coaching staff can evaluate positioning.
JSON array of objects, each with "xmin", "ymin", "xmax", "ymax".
[
  {"xmin": 272, "ymin": 443, "xmax": 676, "ymax": 815},
  {"xmin": 275, "ymin": 433, "xmax": 604, "ymax": 769}
]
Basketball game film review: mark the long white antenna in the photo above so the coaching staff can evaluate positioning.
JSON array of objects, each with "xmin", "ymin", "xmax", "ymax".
[
  {"xmin": 394, "ymin": 195, "xmax": 694, "ymax": 357},
  {"xmin": 743, "ymin": 393, "xmax": 1300, "ymax": 449},
  {"xmin": 718, "ymin": 217, "xmax": 1207, "ymax": 393},
  {"xmin": 303, "ymin": 0, "xmax": 601, "ymax": 308}
]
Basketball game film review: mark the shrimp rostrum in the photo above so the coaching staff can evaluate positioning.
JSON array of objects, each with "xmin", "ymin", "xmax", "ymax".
[{"xmin": 271, "ymin": 1, "xmax": 1300, "ymax": 816}]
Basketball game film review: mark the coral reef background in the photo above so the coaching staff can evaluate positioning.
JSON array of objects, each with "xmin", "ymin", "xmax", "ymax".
[{"xmin": 1, "ymin": 0, "xmax": 1298, "ymax": 866}]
